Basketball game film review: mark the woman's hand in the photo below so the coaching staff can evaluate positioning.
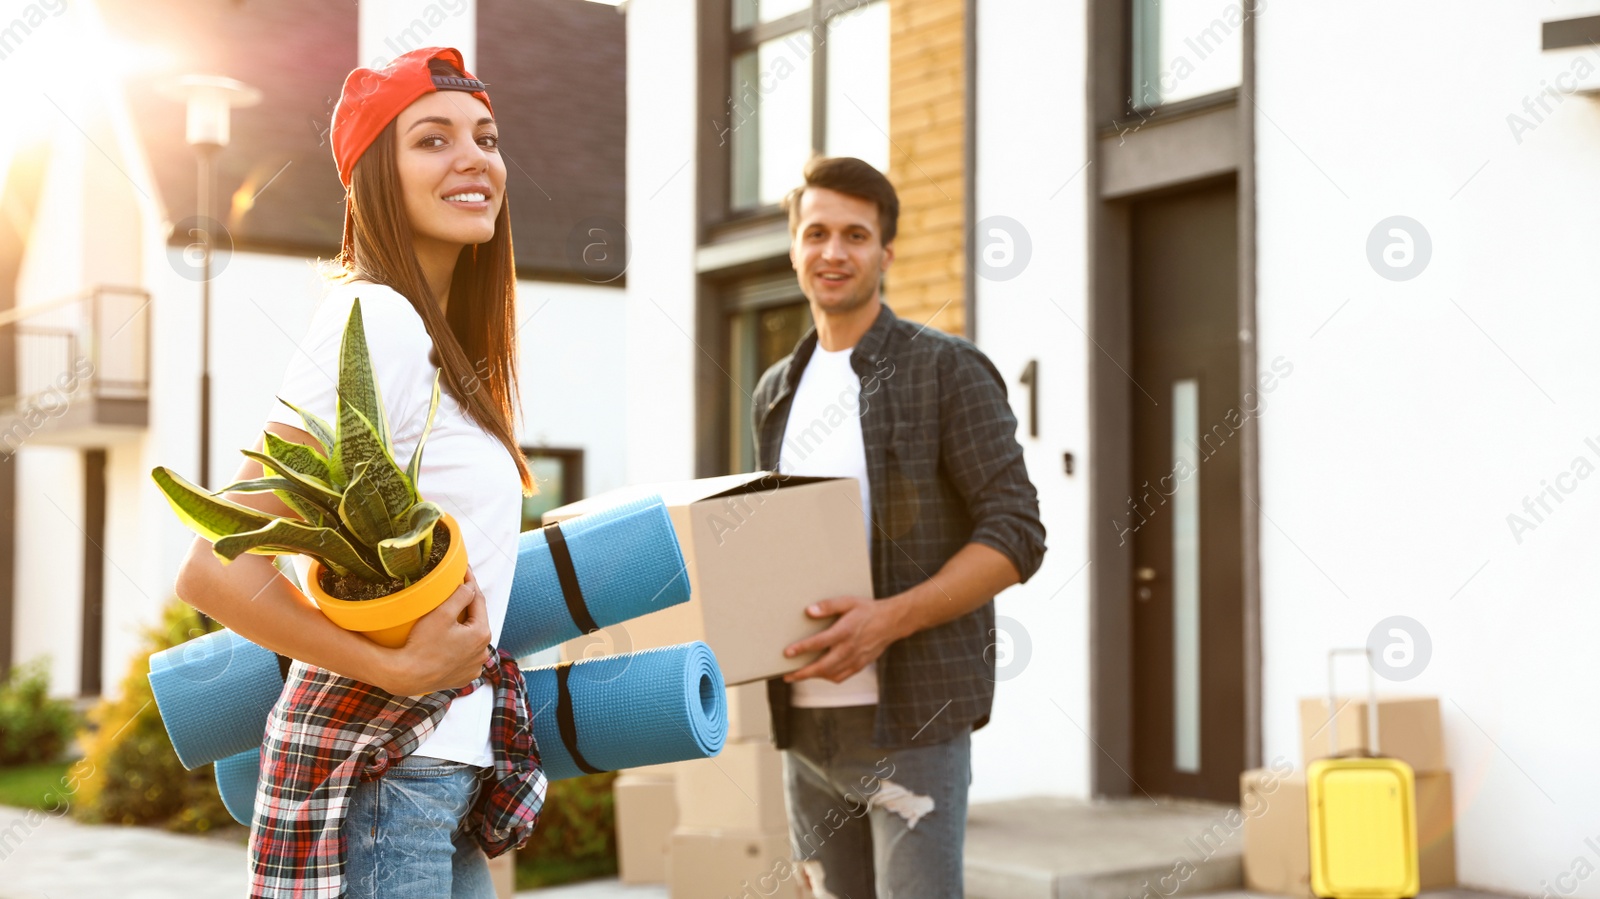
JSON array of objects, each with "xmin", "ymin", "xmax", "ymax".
[{"xmin": 373, "ymin": 566, "xmax": 493, "ymax": 696}]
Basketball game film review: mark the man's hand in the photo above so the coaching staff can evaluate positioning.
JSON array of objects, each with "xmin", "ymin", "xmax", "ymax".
[{"xmin": 782, "ymin": 595, "xmax": 908, "ymax": 684}]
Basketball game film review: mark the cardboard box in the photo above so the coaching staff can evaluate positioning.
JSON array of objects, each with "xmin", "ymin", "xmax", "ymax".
[
  {"xmin": 675, "ymin": 740, "xmax": 789, "ymax": 832},
  {"xmin": 1241, "ymin": 766, "xmax": 1312, "ymax": 898},
  {"xmin": 668, "ymin": 828, "xmax": 804, "ymax": 899},
  {"xmin": 1414, "ymin": 769, "xmax": 1459, "ymax": 889},
  {"xmin": 625, "ymin": 760, "xmax": 682, "ymax": 782},
  {"xmin": 1241, "ymin": 767, "xmax": 1457, "ymax": 898},
  {"xmin": 1298, "ymin": 696, "xmax": 1445, "ymax": 773},
  {"xmin": 728, "ymin": 680, "xmax": 773, "ymax": 743},
  {"xmin": 616, "ymin": 775, "xmax": 680, "ymax": 884},
  {"xmin": 546, "ymin": 473, "xmax": 872, "ymax": 685}
]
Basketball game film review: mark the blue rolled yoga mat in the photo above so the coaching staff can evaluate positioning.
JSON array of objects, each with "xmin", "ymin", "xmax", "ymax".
[
  {"xmin": 150, "ymin": 495, "xmax": 689, "ymax": 770},
  {"xmin": 210, "ymin": 641, "xmax": 727, "ymax": 826},
  {"xmin": 148, "ymin": 630, "xmax": 285, "ymax": 769},
  {"xmin": 527, "ymin": 640, "xmax": 727, "ymax": 781},
  {"xmin": 501, "ymin": 495, "xmax": 690, "ymax": 659},
  {"xmin": 215, "ymin": 746, "xmax": 260, "ymax": 826}
]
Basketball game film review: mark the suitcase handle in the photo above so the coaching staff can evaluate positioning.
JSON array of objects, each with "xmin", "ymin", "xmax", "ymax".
[{"xmin": 1326, "ymin": 647, "xmax": 1380, "ymax": 758}]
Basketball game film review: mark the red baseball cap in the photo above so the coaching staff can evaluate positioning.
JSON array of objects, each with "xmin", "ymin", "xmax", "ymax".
[{"xmin": 330, "ymin": 46, "xmax": 494, "ymax": 188}]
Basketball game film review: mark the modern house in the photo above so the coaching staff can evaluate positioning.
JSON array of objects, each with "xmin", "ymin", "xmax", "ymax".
[
  {"xmin": 0, "ymin": 0, "xmax": 627, "ymax": 698},
  {"xmin": 619, "ymin": 0, "xmax": 1596, "ymax": 894}
]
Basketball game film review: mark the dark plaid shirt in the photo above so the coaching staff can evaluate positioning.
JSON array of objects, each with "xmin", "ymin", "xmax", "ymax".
[
  {"xmin": 754, "ymin": 301, "xmax": 1046, "ymax": 749},
  {"xmin": 247, "ymin": 649, "xmax": 545, "ymax": 898}
]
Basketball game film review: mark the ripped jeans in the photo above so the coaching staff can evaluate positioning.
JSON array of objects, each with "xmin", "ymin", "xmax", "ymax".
[
  {"xmin": 782, "ymin": 704, "xmax": 972, "ymax": 899},
  {"xmin": 342, "ymin": 753, "xmax": 496, "ymax": 899}
]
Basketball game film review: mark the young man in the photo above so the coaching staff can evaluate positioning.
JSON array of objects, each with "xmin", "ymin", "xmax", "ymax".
[{"xmin": 754, "ymin": 156, "xmax": 1047, "ymax": 898}]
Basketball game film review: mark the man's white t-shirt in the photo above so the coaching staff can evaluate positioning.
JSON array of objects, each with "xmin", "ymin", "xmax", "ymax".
[
  {"xmin": 263, "ymin": 280, "xmax": 522, "ymax": 768},
  {"xmin": 777, "ymin": 343, "xmax": 880, "ymax": 708}
]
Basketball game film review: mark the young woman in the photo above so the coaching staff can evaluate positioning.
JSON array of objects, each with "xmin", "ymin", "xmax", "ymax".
[{"xmin": 173, "ymin": 47, "xmax": 544, "ymax": 899}]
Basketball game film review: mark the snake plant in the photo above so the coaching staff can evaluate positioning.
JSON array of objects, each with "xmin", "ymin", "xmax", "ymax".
[{"xmin": 151, "ymin": 297, "xmax": 446, "ymax": 590}]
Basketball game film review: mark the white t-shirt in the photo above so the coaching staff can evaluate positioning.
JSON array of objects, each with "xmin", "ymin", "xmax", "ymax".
[
  {"xmin": 777, "ymin": 343, "xmax": 880, "ymax": 708},
  {"xmin": 262, "ymin": 280, "xmax": 522, "ymax": 767}
]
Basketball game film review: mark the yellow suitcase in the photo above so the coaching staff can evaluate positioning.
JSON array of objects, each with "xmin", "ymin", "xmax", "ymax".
[{"xmin": 1306, "ymin": 649, "xmax": 1420, "ymax": 899}]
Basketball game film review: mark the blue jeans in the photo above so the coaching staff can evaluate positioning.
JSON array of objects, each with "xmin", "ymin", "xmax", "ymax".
[
  {"xmin": 343, "ymin": 753, "xmax": 496, "ymax": 899},
  {"xmin": 782, "ymin": 705, "xmax": 972, "ymax": 899}
]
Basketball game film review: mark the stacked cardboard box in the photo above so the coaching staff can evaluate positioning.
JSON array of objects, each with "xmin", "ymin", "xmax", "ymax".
[
  {"xmin": 610, "ymin": 683, "xmax": 798, "ymax": 895},
  {"xmin": 1241, "ymin": 696, "xmax": 1458, "ymax": 897},
  {"xmin": 544, "ymin": 475, "xmax": 867, "ymax": 896},
  {"xmin": 667, "ymin": 706, "xmax": 801, "ymax": 899},
  {"xmin": 615, "ymin": 770, "xmax": 678, "ymax": 884},
  {"xmin": 658, "ymin": 587, "xmax": 802, "ymax": 897}
]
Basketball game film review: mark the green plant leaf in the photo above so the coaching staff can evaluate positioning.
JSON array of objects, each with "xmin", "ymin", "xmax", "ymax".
[
  {"xmin": 211, "ymin": 518, "xmax": 387, "ymax": 581},
  {"xmin": 336, "ymin": 297, "xmax": 391, "ymax": 449},
  {"xmin": 336, "ymin": 405, "xmax": 414, "ymax": 527},
  {"xmin": 238, "ymin": 449, "xmax": 343, "ymax": 517},
  {"xmin": 376, "ymin": 502, "xmax": 444, "ymax": 583},
  {"xmin": 211, "ymin": 476, "xmax": 338, "ymax": 526},
  {"xmin": 150, "ymin": 467, "xmax": 275, "ymax": 543},
  {"xmin": 278, "ymin": 492, "xmax": 330, "ymax": 528},
  {"xmin": 273, "ymin": 396, "xmax": 336, "ymax": 454},
  {"xmin": 337, "ymin": 460, "xmax": 399, "ymax": 548},
  {"xmin": 406, "ymin": 369, "xmax": 443, "ymax": 505},
  {"xmin": 262, "ymin": 431, "xmax": 331, "ymax": 483}
]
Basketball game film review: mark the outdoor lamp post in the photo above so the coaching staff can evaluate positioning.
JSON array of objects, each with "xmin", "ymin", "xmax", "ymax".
[{"xmin": 160, "ymin": 75, "xmax": 260, "ymax": 494}]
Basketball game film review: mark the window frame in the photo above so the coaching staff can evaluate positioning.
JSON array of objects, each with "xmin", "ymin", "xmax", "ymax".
[
  {"xmin": 1122, "ymin": 0, "xmax": 1244, "ymax": 119},
  {"xmin": 517, "ymin": 445, "xmax": 586, "ymax": 531},
  {"xmin": 698, "ymin": 0, "xmax": 887, "ymax": 242}
]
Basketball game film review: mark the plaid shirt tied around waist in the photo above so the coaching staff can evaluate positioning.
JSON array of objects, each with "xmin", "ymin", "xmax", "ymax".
[{"xmin": 247, "ymin": 647, "xmax": 546, "ymax": 898}]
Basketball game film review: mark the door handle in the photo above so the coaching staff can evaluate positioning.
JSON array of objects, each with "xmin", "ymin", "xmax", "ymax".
[{"xmin": 1134, "ymin": 566, "xmax": 1157, "ymax": 602}]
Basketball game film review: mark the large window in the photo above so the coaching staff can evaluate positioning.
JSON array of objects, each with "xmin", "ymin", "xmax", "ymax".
[
  {"xmin": 723, "ymin": 0, "xmax": 889, "ymax": 213},
  {"xmin": 1130, "ymin": 0, "xmax": 1245, "ymax": 111}
]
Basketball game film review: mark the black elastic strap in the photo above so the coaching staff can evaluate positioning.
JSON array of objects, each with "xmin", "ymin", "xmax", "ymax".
[
  {"xmin": 276, "ymin": 653, "xmax": 293, "ymax": 681},
  {"xmin": 543, "ymin": 521, "xmax": 599, "ymax": 635},
  {"xmin": 432, "ymin": 74, "xmax": 487, "ymax": 92},
  {"xmin": 555, "ymin": 662, "xmax": 602, "ymax": 775}
]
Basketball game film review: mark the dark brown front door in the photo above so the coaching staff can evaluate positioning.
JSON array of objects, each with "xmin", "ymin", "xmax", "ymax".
[{"xmin": 1127, "ymin": 179, "xmax": 1246, "ymax": 803}]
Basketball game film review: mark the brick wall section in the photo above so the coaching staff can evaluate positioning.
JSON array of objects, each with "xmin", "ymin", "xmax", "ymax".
[{"xmin": 887, "ymin": 0, "xmax": 966, "ymax": 336}]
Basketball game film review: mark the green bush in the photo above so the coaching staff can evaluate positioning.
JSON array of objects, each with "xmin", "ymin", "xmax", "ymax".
[
  {"xmin": 515, "ymin": 770, "xmax": 619, "ymax": 888},
  {"xmin": 72, "ymin": 599, "xmax": 238, "ymax": 835},
  {"xmin": 0, "ymin": 657, "xmax": 80, "ymax": 766}
]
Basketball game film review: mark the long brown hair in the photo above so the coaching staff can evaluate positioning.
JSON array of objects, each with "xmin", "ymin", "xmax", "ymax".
[{"xmin": 333, "ymin": 105, "xmax": 535, "ymax": 498}]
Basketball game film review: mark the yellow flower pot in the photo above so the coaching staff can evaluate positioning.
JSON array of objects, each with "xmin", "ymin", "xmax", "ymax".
[{"xmin": 310, "ymin": 512, "xmax": 467, "ymax": 648}]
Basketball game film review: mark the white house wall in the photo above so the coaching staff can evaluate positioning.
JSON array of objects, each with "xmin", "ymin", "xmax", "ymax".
[
  {"xmin": 358, "ymin": 0, "xmax": 477, "ymax": 72},
  {"xmin": 512, "ymin": 279, "xmax": 629, "ymax": 498},
  {"xmin": 1256, "ymin": 1, "xmax": 1600, "ymax": 893},
  {"xmin": 971, "ymin": 0, "xmax": 1093, "ymax": 801},
  {"xmin": 11, "ymin": 446, "xmax": 86, "ymax": 696},
  {"xmin": 623, "ymin": 0, "xmax": 700, "ymax": 486},
  {"xmin": 9, "ymin": 65, "xmax": 160, "ymax": 696}
]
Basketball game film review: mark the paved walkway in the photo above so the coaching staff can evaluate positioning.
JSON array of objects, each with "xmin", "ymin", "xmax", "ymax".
[
  {"xmin": 516, "ymin": 882, "xmax": 665, "ymax": 899},
  {"xmin": 0, "ymin": 804, "xmax": 249, "ymax": 898},
  {"xmin": 0, "ymin": 803, "xmax": 666, "ymax": 899},
  {"xmin": 0, "ymin": 802, "xmax": 1515, "ymax": 899}
]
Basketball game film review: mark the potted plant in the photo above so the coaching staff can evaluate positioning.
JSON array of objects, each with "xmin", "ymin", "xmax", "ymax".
[{"xmin": 151, "ymin": 297, "xmax": 463, "ymax": 648}]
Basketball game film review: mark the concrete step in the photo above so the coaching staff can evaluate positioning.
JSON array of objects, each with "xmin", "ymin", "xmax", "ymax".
[{"xmin": 964, "ymin": 796, "xmax": 1244, "ymax": 899}]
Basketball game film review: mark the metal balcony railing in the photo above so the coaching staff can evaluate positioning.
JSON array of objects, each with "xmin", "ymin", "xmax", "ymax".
[{"xmin": 0, "ymin": 286, "xmax": 151, "ymax": 414}]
